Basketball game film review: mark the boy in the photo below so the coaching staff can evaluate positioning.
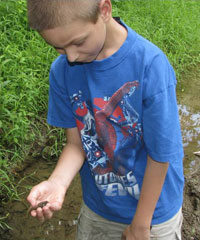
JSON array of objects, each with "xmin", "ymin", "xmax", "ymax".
[{"xmin": 27, "ymin": 0, "xmax": 184, "ymax": 239}]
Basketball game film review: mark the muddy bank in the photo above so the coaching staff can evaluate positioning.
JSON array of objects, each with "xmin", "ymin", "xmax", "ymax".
[
  {"xmin": 178, "ymin": 69, "xmax": 200, "ymax": 240},
  {"xmin": 0, "ymin": 159, "xmax": 82, "ymax": 240},
  {"xmin": 182, "ymin": 166, "xmax": 200, "ymax": 240},
  {"xmin": 0, "ymin": 120, "xmax": 200, "ymax": 240},
  {"xmin": 0, "ymin": 160, "xmax": 200, "ymax": 240}
]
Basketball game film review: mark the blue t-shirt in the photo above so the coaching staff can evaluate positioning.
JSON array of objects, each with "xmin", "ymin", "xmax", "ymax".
[{"xmin": 47, "ymin": 21, "xmax": 184, "ymax": 225}]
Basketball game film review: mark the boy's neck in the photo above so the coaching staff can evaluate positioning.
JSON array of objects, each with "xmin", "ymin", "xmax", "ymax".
[{"xmin": 96, "ymin": 17, "xmax": 127, "ymax": 60}]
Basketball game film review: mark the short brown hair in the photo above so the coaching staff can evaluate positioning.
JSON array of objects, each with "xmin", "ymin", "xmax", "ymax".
[{"xmin": 27, "ymin": 0, "xmax": 101, "ymax": 31}]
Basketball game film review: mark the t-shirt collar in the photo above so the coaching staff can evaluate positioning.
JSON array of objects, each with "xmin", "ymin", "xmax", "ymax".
[{"xmin": 86, "ymin": 19, "xmax": 137, "ymax": 71}]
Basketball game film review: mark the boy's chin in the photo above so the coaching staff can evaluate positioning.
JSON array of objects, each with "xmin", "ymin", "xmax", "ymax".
[{"xmin": 68, "ymin": 57, "xmax": 95, "ymax": 63}]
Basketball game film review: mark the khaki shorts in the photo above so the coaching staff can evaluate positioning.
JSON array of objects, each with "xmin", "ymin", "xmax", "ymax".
[{"xmin": 75, "ymin": 202, "xmax": 183, "ymax": 240}]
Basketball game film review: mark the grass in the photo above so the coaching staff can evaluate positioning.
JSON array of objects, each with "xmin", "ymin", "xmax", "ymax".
[
  {"xmin": 112, "ymin": 0, "xmax": 200, "ymax": 81},
  {"xmin": 0, "ymin": 0, "xmax": 59, "ymax": 201},
  {"xmin": 0, "ymin": 213, "xmax": 11, "ymax": 230},
  {"xmin": 0, "ymin": 0, "xmax": 200, "ymax": 224}
]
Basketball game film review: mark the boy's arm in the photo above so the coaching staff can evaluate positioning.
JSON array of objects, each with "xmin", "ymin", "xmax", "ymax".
[
  {"xmin": 122, "ymin": 156, "xmax": 169, "ymax": 239},
  {"xmin": 27, "ymin": 127, "xmax": 85, "ymax": 221},
  {"xmin": 48, "ymin": 127, "xmax": 85, "ymax": 189}
]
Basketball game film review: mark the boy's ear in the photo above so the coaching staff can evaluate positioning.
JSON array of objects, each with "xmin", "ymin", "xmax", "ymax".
[{"xmin": 99, "ymin": 0, "xmax": 112, "ymax": 23}]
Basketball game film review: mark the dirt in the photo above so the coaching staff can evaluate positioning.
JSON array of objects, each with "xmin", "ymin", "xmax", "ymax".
[
  {"xmin": 0, "ymin": 159, "xmax": 200, "ymax": 240},
  {"xmin": 182, "ymin": 166, "xmax": 200, "ymax": 240},
  {"xmin": 0, "ymin": 159, "xmax": 82, "ymax": 240}
]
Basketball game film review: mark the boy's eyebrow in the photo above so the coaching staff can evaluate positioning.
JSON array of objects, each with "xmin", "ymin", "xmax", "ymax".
[{"xmin": 45, "ymin": 36, "xmax": 87, "ymax": 49}]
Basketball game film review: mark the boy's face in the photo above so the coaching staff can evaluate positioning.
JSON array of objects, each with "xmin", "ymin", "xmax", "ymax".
[{"xmin": 40, "ymin": 16, "xmax": 107, "ymax": 63}]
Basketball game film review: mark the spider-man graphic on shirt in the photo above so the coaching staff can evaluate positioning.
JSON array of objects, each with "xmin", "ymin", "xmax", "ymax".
[{"xmin": 70, "ymin": 81, "xmax": 141, "ymax": 199}]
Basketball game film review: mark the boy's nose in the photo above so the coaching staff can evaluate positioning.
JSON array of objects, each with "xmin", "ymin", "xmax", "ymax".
[{"xmin": 64, "ymin": 47, "xmax": 78, "ymax": 62}]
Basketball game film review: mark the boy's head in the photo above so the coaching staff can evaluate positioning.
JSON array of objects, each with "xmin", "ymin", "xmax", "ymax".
[
  {"xmin": 27, "ymin": 0, "xmax": 101, "ymax": 31},
  {"xmin": 27, "ymin": 0, "xmax": 113, "ymax": 63}
]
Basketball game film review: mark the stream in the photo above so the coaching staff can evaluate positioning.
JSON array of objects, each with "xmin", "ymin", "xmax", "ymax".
[{"xmin": 0, "ymin": 71, "xmax": 200, "ymax": 240}]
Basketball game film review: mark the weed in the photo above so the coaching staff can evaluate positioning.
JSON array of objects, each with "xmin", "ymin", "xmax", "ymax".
[{"xmin": 0, "ymin": 213, "xmax": 12, "ymax": 230}]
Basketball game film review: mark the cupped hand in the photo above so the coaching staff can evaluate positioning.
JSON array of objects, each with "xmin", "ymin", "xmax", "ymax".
[{"xmin": 27, "ymin": 179, "xmax": 66, "ymax": 222}]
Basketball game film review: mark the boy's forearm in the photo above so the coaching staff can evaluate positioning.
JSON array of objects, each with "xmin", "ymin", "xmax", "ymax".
[
  {"xmin": 48, "ymin": 142, "xmax": 85, "ymax": 190},
  {"xmin": 131, "ymin": 156, "xmax": 169, "ymax": 229}
]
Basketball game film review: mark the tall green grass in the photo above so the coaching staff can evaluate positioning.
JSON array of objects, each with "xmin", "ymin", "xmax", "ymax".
[
  {"xmin": 0, "ymin": 0, "xmax": 200, "ymax": 203},
  {"xmin": 0, "ymin": 0, "xmax": 58, "ymax": 200},
  {"xmin": 112, "ymin": 0, "xmax": 200, "ymax": 80}
]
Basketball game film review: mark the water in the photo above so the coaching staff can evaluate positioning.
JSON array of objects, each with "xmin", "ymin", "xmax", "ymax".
[
  {"xmin": 179, "ymin": 104, "xmax": 200, "ymax": 174},
  {"xmin": 177, "ymin": 70, "xmax": 200, "ymax": 174}
]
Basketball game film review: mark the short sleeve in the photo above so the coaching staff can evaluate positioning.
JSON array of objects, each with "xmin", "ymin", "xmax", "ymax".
[
  {"xmin": 142, "ymin": 54, "xmax": 184, "ymax": 162},
  {"xmin": 47, "ymin": 57, "xmax": 76, "ymax": 128}
]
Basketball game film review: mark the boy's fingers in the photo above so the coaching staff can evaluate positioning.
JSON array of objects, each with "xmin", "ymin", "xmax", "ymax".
[
  {"xmin": 36, "ymin": 208, "xmax": 45, "ymax": 223},
  {"xmin": 27, "ymin": 189, "xmax": 41, "ymax": 206},
  {"xmin": 121, "ymin": 234, "xmax": 126, "ymax": 240},
  {"xmin": 121, "ymin": 229, "xmax": 127, "ymax": 240},
  {"xmin": 29, "ymin": 205, "xmax": 53, "ymax": 221},
  {"xmin": 43, "ymin": 207, "xmax": 53, "ymax": 220},
  {"xmin": 30, "ymin": 210, "xmax": 37, "ymax": 217},
  {"xmin": 27, "ymin": 194, "xmax": 36, "ymax": 206},
  {"xmin": 49, "ymin": 202, "xmax": 62, "ymax": 211}
]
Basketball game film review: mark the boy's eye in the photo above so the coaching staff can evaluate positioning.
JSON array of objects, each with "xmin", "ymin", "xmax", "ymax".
[{"xmin": 75, "ymin": 41, "xmax": 84, "ymax": 46}]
